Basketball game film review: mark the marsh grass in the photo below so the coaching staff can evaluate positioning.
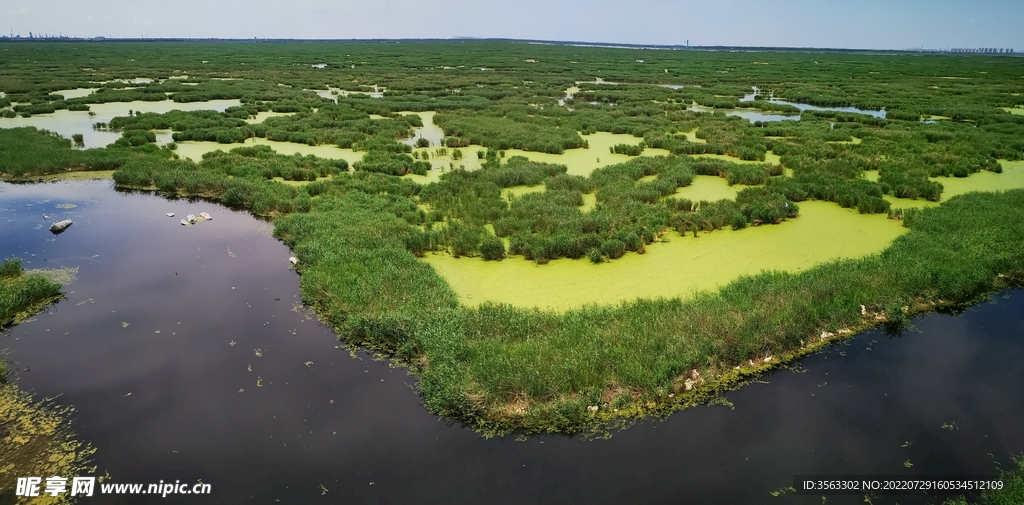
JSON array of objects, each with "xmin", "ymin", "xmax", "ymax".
[
  {"xmin": 945, "ymin": 456, "xmax": 1024, "ymax": 505},
  {"xmin": 0, "ymin": 261, "xmax": 64, "ymax": 330}
]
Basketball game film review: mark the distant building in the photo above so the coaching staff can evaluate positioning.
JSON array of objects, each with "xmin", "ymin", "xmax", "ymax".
[{"xmin": 948, "ymin": 48, "xmax": 1014, "ymax": 54}]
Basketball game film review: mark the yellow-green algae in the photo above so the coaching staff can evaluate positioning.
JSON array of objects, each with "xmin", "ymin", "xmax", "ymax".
[
  {"xmin": 173, "ymin": 112, "xmax": 686, "ymax": 180},
  {"xmin": 681, "ymin": 129, "xmax": 706, "ymax": 144},
  {"xmin": 501, "ymin": 184, "xmax": 546, "ymax": 201},
  {"xmin": 425, "ymin": 160, "xmax": 1024, "ymax": 311},
  {"xmin": 883, "ymin": 160, "xmax": 1024, "ymax": 209},
  {"xmin": 938, "ymin": 160, "xmax": 1024, "ymax": 199},
  {"xmin": 400, "ymin": 111, "xmax": 445, "ymax": 146},
  {"xmin": 174, "ymin": 136, "xmax": 364, "ymax": 164},
  {"xmin": 0, "ymin": 383, "xmax": 96, "ymax": 504},
  {"xmin": 244, "ymin": 111, "xmax": 297, "ymax": 124},
  {"xmin": 579, "ymin": 193, "xmax": 597, "ymax": 212},
  {"xmin": 501, "ymin": 132, "xmax": 672, "ymax": 177},
  {"xmin": 424, "ymin": 200, "xmax": 905, "ymax": 311},
  {"xmin": 270, "ymin": 175, "xmax": 335, "ymax": 186},
  {"xmin": 691, "ymin": 151, "xmax": 781, "ymax": 165},
  {"xmin": 671, "ymin": 175, "xmax": 744, "ymax": 202}
]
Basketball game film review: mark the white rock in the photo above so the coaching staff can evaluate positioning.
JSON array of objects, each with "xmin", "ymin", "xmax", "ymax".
[
  {"xmin": 684, "ymin": 379, "xmax": 694, "ymax": 391},
  {"xmin": 288, "ymin": 257, "xmax": 299, "ymax": 266},
  {"xmin": 49, "ymin": 219, "xmax": 73, "ymax": 232},
  {"xmin": 199, "ymin": 212, "xmax": 212, "ymax": 220},
  {"xmin": 186, "ymin": 214, "xmax": 197, "ymax": 224},
  {"xmin": 167, "ymin": 212, "xmax": 175, "ymax": 217},
  {"xmin": 180, "ymin": 219, "xmax": 188, "ymax": 226}
]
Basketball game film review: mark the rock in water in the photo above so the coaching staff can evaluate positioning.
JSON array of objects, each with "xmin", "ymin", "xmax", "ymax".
[
  {"xmin": 49, "ymin": 219, "xmax": 73, "ymax": 233},
  {"xmin": 186, "ymin": 214, "xmax": 197, "ymax": 224},
  {"xmin": 167, "ymin": 212, "xmax": 175, "ymax": 217},
  {"xmin": 180, "ymin": 219, "xmax": 189, "ymax": 226},
  {"xmin": 199, "ymin": 212, "xmax": 212, "ymax": 220},
  {"xmin": 288, "ymin": 257, "xmax": 299, "ymax": 266}
]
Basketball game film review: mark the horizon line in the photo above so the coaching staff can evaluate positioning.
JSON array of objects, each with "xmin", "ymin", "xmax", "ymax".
[{"xmin": 0, "ymin": 36, "xmax": 1016, "ymax": 55}]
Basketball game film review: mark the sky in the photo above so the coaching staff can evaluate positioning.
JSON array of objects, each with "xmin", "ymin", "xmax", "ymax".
[{"xmin": 3, "ymin": 0, "xmax": 1022, "ymax": 50}]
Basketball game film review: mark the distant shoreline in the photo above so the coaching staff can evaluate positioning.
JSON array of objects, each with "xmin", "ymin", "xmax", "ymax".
[{"xmin": 0, "ymin": 37, "xmax": 1016, "ymax": 56}]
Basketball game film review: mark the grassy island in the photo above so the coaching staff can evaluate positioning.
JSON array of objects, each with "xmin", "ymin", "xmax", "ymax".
[{"xmin": 2, "ymin": 41, "xmax": 1024, "ymax": 435}]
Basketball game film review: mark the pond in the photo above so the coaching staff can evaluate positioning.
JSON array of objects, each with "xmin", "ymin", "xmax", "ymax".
[
  {"xmin": 2, "ymin": 179, "xmax": 1022, "ymax": 504},
  {"xmin": 878, "ymin": 160, "xmax": 1024, "ymax": 209},
  {"xmin": 0, "ymin": 99, "xmax": 242, "ymax": 149}
]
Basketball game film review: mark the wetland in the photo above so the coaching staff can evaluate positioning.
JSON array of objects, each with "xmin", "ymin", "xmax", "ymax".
[{"xmin": 2, "ymin": 40, "xmax": 1024, "ymax": 503}]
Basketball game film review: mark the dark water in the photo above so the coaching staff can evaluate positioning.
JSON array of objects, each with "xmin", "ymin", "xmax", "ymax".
[{"xmin": 2, "ymin": 179, "xmax": 1022, "ymax": 505}]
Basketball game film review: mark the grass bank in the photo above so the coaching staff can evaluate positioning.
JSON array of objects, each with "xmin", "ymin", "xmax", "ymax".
[
  {"xmin": 268, "ymin": 177, "xmax": 1024, "ymax": 434},
  {"xmin": 0, "ymin": 258, "xmax": 95, "ymax": 502},
  {"xmin": 944, "ymin": 456, "xmax": 1024, "ymax": 505}
]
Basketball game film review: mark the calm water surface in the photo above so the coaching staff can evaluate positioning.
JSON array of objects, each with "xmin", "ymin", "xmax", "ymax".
[{"xmin": 1, "ymin": 180, "xmax": 1022, "ymax": 504}]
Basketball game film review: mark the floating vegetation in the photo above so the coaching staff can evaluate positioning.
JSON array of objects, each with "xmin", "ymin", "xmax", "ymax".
[
  {"xmin": 23, "ymin": 266, "xmax": 78, "ymax": 287},
  {"xmin": 0, "ymin": 383, "xmax": 96, "ymax": 503}
]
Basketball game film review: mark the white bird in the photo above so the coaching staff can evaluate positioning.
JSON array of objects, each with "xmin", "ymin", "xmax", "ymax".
[{"xmin": 43, "ymin": 214, "xmax": 49, "ymax": 220}]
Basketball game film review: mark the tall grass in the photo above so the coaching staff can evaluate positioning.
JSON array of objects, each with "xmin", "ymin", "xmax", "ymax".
[
  {"xmin": 0, "ymin": 259, "xmax": 63, "ymax": 331},
  {"xmin": 945, "ymin": 456, "xmax": 1024, "ymax": 505}
]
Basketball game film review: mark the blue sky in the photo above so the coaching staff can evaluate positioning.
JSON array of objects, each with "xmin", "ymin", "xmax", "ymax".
[{"xmin": 4, "ymin": 0, "xmax": 1022, "ymax": 49}]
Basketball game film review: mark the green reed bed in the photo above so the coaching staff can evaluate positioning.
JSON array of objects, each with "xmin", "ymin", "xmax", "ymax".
[
  {"xmin": 945, "ymin": 457, "xmax": 1024, "ymax": 505},
  {"xmin": 0, "ymin": 258, "xmax": 65, "ymax": 330}
]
